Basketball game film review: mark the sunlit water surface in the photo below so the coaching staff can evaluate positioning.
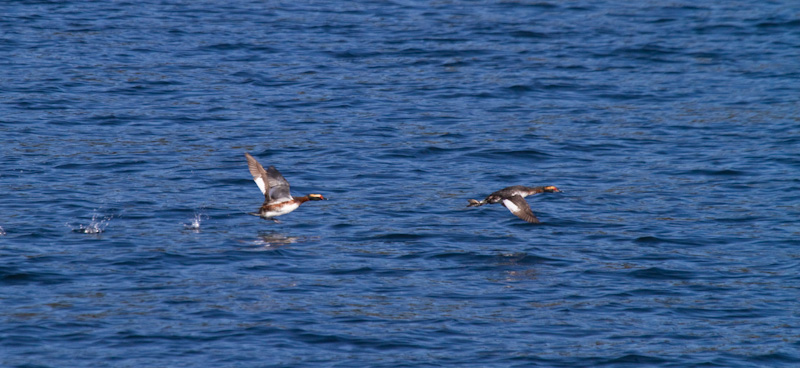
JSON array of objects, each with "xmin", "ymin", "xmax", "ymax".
[{"xmin": 2, "ymin": 1, "xmax": 799, "ymax": 367}]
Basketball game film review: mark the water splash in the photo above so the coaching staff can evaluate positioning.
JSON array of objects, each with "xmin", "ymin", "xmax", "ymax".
[
  {"xmin": 0, "ymin": 226, "xmax": 5, "ymax": 236},
  {"xmin": 183, "ymin": 213, "xmax": 207, "ymax": 232},
  {"xmin": 70, "ymin": 214, "xmax": 112, "ymax": 234}
]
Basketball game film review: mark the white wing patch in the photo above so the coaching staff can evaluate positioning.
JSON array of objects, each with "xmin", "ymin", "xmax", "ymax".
[
  {"xmin": 254, "ymin": 176, "xmax": 267, "ymax": 195},
  {"xmin": 502, "ymin": 199, "xmax": 520, "ymax": 213}
]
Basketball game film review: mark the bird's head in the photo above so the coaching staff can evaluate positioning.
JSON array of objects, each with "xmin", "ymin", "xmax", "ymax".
[{"xmin": 543, "ymin": 186, "xmax": 561, "ymax": 193}]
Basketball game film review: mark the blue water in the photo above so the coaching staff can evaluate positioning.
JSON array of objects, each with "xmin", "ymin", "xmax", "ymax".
[{"xmin": 2, "ymin": 1, "xmax": 800, "ymax": 366}]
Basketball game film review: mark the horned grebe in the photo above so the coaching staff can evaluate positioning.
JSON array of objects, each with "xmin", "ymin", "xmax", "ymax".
[
  {"xmin": 245, "ymin": 152, "xmax": 326, "ymax": 223},
  {"xmin": 467, "ymin": 185, "xmax": 560, "ymax": 223}
]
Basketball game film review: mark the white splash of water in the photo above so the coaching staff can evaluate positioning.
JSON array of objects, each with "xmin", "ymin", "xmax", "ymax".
[
  {"xmin": 72, "ymin": 213, "xmax": 112, "ymax": 234},
  {"xmin": 183, "ymin": 213, "xmax": 207, "ymax": 232},
  {"xmin": 0, "ymin": 226, "xmax": 5, "ymax": 236}
]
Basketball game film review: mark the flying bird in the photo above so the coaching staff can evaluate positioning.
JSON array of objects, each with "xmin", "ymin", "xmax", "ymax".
[
  {"xmin": 467, "ymin": 185, "xmax": 561, "ymax": 223},
  {"xmin": 245, "ymin": 152, "xmax": 326, "ymax": 222}
]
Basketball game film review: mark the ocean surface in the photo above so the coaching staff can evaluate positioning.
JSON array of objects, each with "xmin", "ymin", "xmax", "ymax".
[{"xmin": 2, "ymin": 1, "xmax": 799, "ymax": 366}]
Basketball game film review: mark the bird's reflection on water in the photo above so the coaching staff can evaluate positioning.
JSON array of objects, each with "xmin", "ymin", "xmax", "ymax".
[{"xmin": 245, "ymin": 231, "xmax": 307, "ymax": 250}]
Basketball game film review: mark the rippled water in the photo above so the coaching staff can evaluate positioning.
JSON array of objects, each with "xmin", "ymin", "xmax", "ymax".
[{"xmin": 2, "ymin": 1, "xmax": 800, "ymax": 366}]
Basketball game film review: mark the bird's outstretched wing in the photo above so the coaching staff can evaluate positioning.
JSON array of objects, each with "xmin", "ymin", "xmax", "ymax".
[
  {"xmin": 245, "ymin": 153, "xmax": 293, "ymax": 203},
  {"xmin": 245, "ymin": 153, "xmax": 269, "ymax": 197},
  {"xmin": 265, "ymin": 165, "xmax": 292, "ymax": 202},
  {"xmin": 501, "ymin": 195, "xmax": 540, "ymax": 223}
]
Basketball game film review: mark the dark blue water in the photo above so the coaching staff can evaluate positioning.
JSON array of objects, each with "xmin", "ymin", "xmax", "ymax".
[{"xmin": 2, "ymin": 1, "xmax": 800, "ymax": 366}]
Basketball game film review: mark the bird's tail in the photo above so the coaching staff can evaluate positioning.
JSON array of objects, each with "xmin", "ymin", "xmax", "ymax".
[{"xmin": 467, "ymin": 199, "xmax": 484, "ymax": 207}]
